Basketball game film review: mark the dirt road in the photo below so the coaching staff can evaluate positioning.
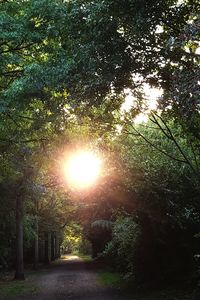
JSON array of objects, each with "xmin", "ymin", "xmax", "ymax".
[
  {"xmin": 2, "ymin": 256, "xmax": 193, "ymax": 300},
  {"xmin": 16, "ymin": 255, "xmax": 127, "ymax": 300}
]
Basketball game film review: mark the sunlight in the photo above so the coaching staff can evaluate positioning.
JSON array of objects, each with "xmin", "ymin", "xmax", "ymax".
[
  {"xmin": 64, "ymin": 150, "xmax": 102, "ymax": 189},
  {"xmin": 121, "ymin": 85, "xmax": 163, "ymax": 124},
  {"xmin": 62, "ymin": 255, "xmax": 80, "ymax": 261}
]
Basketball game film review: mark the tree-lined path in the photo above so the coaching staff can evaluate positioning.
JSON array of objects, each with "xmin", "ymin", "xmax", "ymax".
[{"xmin": 0, "ymin": 0, "xmax": 199, "ymax": 299}]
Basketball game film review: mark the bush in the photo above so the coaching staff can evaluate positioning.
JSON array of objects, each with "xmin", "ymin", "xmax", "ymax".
[{"xmin": 104, "ymin": 215, "xmax": 141, "ymax": 279}]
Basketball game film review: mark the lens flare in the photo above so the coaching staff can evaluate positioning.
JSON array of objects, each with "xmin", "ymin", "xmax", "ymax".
[{"xmin": 64, "ymin": 151, "xmax": 101, "ymax": 189}]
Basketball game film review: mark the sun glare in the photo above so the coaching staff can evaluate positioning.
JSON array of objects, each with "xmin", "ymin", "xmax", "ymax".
[{"xmin": 64, "ymin": 151, "xmax": 102, "ymax": 189}]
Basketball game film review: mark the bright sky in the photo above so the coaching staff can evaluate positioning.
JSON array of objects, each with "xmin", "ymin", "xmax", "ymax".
[{"xmin": 121, "ymin": 84, "xmax": 163, "ymax": 123}]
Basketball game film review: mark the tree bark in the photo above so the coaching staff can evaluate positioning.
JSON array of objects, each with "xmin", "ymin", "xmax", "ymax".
[
  {"xmin": 48, "ymin": 232, "xmax": 52, "ymax": 263},
  {"xmin": 55, "ymin": 231, "xmax": 60, "ymax": 259},
  {"xmin": 33, "ymin": 216, "xmax": 39, "ymax": 269},
  {"xmin": 14, "ymin": 195, "xmax": 25, "ymax": 280},
  {"xmin": 44, "ymin": 232, "xmax": 52, "ymax": 264}
]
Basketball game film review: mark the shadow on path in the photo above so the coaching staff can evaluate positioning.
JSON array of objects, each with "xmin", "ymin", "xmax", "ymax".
[{"xmin": 19, "ymin": 255, "xmax": 129, "ymax": 300}]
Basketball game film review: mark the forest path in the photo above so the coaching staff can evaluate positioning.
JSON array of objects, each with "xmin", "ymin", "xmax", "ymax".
[{"xmin": 15, "ymin": 255, "xmax": 128, "ymax": 300}]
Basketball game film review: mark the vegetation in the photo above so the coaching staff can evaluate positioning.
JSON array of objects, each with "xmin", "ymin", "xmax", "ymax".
[
  {"xmin": 97, "ymin": 270, "xmax": 122, "ymax": 287},
  {"xmin": 76, "ymin": 254, "xmax": 92, "ymax": 262},
  {"xmin": 0, "ymin": 0, "xmax": 199, "ymax": 298},
  {"xmin": 104, "ymin": 216, "xmax": 141, "ymax": 279},
  {"xmin": 61, "ymin": 222, "xmax": 92, "ymax": 255},
  {"xmin": 0, "ymin": 281, "xmax": 36, "ymax": 299}
]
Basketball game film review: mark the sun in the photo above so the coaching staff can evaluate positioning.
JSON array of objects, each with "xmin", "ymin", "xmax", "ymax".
[{"xmin": 64, "ymin": 150, "xmax": 102, "ymax": 189}]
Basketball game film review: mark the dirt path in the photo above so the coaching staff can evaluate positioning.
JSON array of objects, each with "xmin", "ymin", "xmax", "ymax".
[{"xmin": 16, "ymin": 255, "xmax": 128, "ymax": 300}]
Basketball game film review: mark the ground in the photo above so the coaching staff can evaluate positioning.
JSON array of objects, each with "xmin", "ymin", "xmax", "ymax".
[
  {"xmin": 0, "ymin": 255, "xmax": 125, "ymax": 300},
  {"xmin": 0, "ymin": 255, "xmax": 194, "ymax": 300}
]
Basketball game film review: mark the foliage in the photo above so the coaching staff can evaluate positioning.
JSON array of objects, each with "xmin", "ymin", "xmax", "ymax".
[
  {"xmin": 92, "ymin": 220, "xmax": 113, "ymax": 230},
  {"xmin": 97, "ymin": 270, "xmax": 123, "ymax": 287},
  {"xmin": 0, "ymin": 281, "xmax": 36, "ymax": 298},
  {"xmin": 119, "ymin": 119, "xmax": 200, "ymax": 221},
  {"xmin": 111, "ymin": 120, "xmax": 200, "ymax": 282},
  {"xmin": 52, "ymin": 0, "xmax": 200, "ymax": 103},
  {"xmin": 104, "ymin": 215, "xmax": 141, "ymax": 279},
  {"xmin": 0, "ymin": 0, "xmax": 199, "ymax": 291},
  {"xmin": 61, "ymin": 223, "xmax": 91, "ymax": 255}
]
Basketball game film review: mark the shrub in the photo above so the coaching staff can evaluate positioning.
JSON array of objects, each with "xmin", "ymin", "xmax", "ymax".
[{"xmin": 104, "ymin": 215, "xmax": 141, "ymax": 279}]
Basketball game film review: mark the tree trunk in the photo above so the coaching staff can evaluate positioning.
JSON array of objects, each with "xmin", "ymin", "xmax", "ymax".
[
  {"xmin": 15, "ymin": 195, "xmax": 25, "ymax": 280},
  {"xmin": 48, "ymin": 232, "xmax": 52, "ymax": 263},
  {"xmin": 44, "ymin": 232, "xmax": 52, "ymax": 264},
  {"xmin": 55, "ymin": 231, "xmax": 60, "ymax": 259},
  {"xmin": 33, "ymin": 216, "xmax": 39, "ymax": 269}
]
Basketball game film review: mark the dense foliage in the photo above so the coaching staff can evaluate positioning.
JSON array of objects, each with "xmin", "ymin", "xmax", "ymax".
[{"xmin": 104, "ymin": 216, "xmax": 141, "ymax": 279}]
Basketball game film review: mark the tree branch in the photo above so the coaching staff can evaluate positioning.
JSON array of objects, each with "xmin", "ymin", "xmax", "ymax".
[
  {"xmin": 152, "ymin": 112, "xmax": 199, "ymax": 177},
  {"xmin": 128, "ymin": 123, "xmax": 188, "ymax": 164},
  {"xmin": 0, "ymin": 43, "xmax": 35, "ymax": 54},
  {"xmin": 150, "ymin": 114, "xmax": 172, "ymax": 139}
]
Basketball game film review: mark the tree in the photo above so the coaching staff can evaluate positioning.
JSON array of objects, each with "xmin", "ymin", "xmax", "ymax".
[
  {"xmin": 0, "ymin": 0, "xmax": 71, "ymax": 279},
  {"xmin": 0, "ymin": 0, "xmax": 199, "ymax": 288},
  {"xmin": 109, "ymin": 120, "xmax": 200, "ymax": 281},
  {"xmin": 57, "ymin": 0, "xmax": 199, "ymax": 98}
]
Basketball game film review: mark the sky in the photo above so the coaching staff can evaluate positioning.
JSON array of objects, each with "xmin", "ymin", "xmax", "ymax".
[{"xmin": 121, "ymin": 85, "xmax": 163, "ymax": 123}]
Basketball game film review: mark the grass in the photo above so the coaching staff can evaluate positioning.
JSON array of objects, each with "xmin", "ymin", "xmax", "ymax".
[
  {"xmin": 97, "ymin": 269, "xmax": 193, "ymax": 299},
  {"xmin": 97, "ymin": 270, "xmax": 123, "ymax": 287},
  {"xmin": 71, "ymin": 252, "xmax": 93, "ymax": 262},
  {"xmin": 78, "ymin": 254, "xmax": 93, "ymax": 261},
  {"xmin": 0, "ymin": 280, "xmax": 37, "ymax": 299}
]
